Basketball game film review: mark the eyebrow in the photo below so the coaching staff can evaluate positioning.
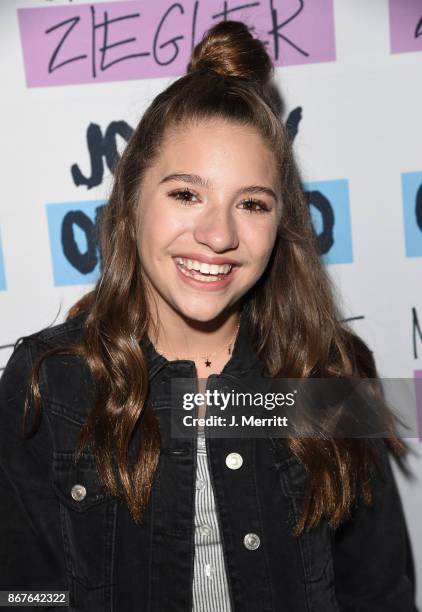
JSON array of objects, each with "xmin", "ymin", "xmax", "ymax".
[{"xmin": 158, "ymin": 172, "xmax": 277, "ymax": 201}]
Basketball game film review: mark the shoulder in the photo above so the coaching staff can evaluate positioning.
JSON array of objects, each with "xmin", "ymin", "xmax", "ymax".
[
  {"xmin": 1, "ymin": 312, "xmax": 88, "ymax": 377},
  {"xmin": 24, "ymin": 311, "xmax": 88, "ymax": 349},
  {"xmin": 1, "ymin": 312, "xmax": 93, "ymax": 424},
  {"xmin": 1, "ymin": 311, "xmax": 88, "ymax": 386}
]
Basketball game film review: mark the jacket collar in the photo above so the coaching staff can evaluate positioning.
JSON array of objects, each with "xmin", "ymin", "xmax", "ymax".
[{"xmin": 140, "ymin": 308, "xmax": 266, "ymax": 381}]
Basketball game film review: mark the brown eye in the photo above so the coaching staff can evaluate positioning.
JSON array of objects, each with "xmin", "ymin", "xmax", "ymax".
[
  {"xmin": 240, "ymin": 198, "xmax": 269, "ymax": 213},
  {"xmin": 169, "ymin": 189, "xmax": 199, "ymax": 204}
]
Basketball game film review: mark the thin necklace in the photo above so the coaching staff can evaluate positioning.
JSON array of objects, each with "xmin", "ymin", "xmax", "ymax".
[{"xmin": 157, "ymin": 320, "xmax": 240, "ymax": 368}]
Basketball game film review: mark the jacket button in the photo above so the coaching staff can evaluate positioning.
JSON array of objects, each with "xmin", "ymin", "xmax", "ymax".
[
  {"xmin": 225, "ymin": 452, "xmax": 243, "ymax": 470},
  {"xmin": 196, "ymin": 478, "xmax": 206, "ymax": 491},
  {"xmin": 198, "ymin": 524, "xmax": 212, "ymax": 537},
  {"xmin": 243, "ymin": 533, "xmax": 260, "ymax": 550},
  {"xmin": 71, "ymin": 484, "xmax": 87, "ymax": 502}
]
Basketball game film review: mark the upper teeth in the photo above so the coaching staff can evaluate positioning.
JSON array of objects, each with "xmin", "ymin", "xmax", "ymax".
[{"xmin": 175, "ymin": 257, "xmax": 232, "ymax": 275}]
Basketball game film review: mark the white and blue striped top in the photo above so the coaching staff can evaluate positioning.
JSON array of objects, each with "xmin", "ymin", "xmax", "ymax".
[{"xmin": 192, "ymin": 429, "xmax": 232, "ymax": 611}]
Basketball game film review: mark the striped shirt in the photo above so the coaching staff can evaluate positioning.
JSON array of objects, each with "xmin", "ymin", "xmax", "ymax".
[{"xmin": 192, "ymin": 429, "xmax": 232, "ymax": 612}]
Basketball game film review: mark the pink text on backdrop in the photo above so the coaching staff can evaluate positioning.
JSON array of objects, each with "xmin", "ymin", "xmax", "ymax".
[
  {"xmin": 389, "ymin": 0, "xmax": 422, "ymax": 54},
  {"xmin": 17, "ymin": 0, "xmax": 336, "ymax": 88},
  {"xmin": 415, "ymin": 370, "xmax": 422, "ymax": 442}
]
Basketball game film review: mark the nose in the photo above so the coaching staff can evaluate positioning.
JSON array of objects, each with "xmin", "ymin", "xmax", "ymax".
[{"xmin": 193, "ymin": 204, "xmax": 239, "ymax": 252}]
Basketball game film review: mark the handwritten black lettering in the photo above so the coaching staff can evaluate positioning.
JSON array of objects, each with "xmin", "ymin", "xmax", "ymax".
[
  {"xmin": 413, "ymin": 307, "xmax": 422, "ymax": 359},
  {"xmin": 190, "ymin": 1, "xmax": 200, "ymax": 51},
  {"xmin": 71, "ymin": 121, "xmax": 133, "ymax": 189},
  {"xmin": 91, "ymin": 6, "xmax": 149, "ymax": 77},
  {"xmin": 305, "ymin": 190, "xmax": 334, "ymax": 255},
  {"xmin": 416, "ymin": 182, "xmax": 422, "ymax": 232},
  {"xmin": 342, "ymin": 316, "xmax": 365, "ymax": 323},
  {"xmin": 45, "ymin": 16, "xmax": 87, "ymax": 73},
  {"xmin": 153, "ymin": 4, "xmax": 185, "ymax": 66},
  {"xmin": 268, "ymin": 0, "xmax": 309, "ymax": 60},
  {"xmin": 285, "ymin": 106, "xmax": 302, "ymax": 142},
  {"xmin": 61, "ymin": 210, "xmax": 98, "ymax": 273},
  {"xmin": 415, "ymin": 15, "xmax": 422, "ymax": 38}
]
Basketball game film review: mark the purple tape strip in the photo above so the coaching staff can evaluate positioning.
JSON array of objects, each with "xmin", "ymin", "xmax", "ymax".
[
  {"xmin": 17, "ymin": 0, "xmax": 336, "ymax": 88},
  {"xmin": 389, "ymin": 0, "xmax": 422, "ymax": 54}
]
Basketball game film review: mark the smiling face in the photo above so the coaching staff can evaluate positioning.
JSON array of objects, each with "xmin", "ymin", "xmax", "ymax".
[{"xmin": 136, "ymin": 118, "xmax": 281, "ymax": 326}]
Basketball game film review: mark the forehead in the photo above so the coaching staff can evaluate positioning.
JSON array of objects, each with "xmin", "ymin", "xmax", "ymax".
[{"xmin": 151, "ymin": 119, "xmax": 277, "ymax": 187}]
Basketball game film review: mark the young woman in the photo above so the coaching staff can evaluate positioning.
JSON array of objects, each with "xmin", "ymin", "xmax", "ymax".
[{"xmin": 0, "ymin": 20, "xmax": 417, "ymax": 612}]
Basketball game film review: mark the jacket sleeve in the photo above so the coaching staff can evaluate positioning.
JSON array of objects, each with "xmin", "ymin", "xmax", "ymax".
[
  {"xmin": 0, "ymin": 340, "xmax": 67, "ymax": 592},
  {"xmin": 332, "ymin": 438, "xmax": 418, "ymax": 611}
]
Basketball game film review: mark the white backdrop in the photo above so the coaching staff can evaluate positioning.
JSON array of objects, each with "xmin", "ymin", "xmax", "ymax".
[{"xmin": 1, "ymin": 0, "xmax": 421, "ymax": 605}]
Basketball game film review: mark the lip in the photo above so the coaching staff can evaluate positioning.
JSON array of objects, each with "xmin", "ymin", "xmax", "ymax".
[
  {"xmin": 172, "ymin": 253, "xmax": 240, "ymax": 265},
  {"xmin": 173, "ymin": 258, "xmax": 239, "ymax": 290}
]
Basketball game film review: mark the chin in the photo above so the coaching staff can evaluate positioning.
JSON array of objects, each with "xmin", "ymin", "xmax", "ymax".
[{"xmin": 173, "ymin": 300, "xmax": 230, "ymax": 324}]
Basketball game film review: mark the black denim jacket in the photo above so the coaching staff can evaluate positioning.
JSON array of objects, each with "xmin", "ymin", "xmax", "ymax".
[{"xmin": 0, "ymin": 312, "xmax": 417, "ymax": 611}]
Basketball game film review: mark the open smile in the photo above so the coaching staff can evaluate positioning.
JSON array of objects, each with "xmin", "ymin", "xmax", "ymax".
[{"xmin": 173, "ymin": 256, "xmax": 240, "ymax": 289}]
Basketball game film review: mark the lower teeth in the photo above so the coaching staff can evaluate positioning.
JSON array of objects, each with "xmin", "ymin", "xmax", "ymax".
[{"xmin": 177, "ymin": 263, "xmax": 228, "ymax": 282}]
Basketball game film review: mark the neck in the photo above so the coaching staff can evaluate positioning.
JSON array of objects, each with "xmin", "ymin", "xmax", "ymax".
[{"xmin": 149, "ymin": 304, "xmax": 241, "ymax": 360}]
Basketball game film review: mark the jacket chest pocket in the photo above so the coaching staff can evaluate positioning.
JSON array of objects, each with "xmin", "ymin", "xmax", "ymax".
[
  {"xmin": 52, "ymin": 452, "xmax": 117, "ymax": 590},
  {"xmin": 274, "ymin": 453, "xmax": 335, "ymax": 586}
]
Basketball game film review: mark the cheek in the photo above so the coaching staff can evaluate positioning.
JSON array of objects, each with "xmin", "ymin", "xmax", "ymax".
[
  {"xmin": 245, "ymin": 223, "xmax": 277, "ymax": 268},
  {"xmin": 137, "ymin": 207, "xmax": 188, "ymax": 259},
  {"xmin": 137, "ymin": 214, "xmax": 158, "ymax": 264}
]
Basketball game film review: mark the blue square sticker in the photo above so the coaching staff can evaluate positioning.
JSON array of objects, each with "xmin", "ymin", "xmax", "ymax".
[
  {"xmin": 402, "ymin": 171, "xmax": 422, "ymax": 257},
  {"xmin": 46, "ymin": 200, "xmax": 105, "ymax": 286},
  {"xmin": 304, "ymin": 179, "xmax": 353, "ymax": 265}
]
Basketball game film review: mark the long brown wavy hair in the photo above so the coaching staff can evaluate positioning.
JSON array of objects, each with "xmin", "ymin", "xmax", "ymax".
[{"xmin": 25, "ymin": 20, "xmax": 406, "ymax": 536}]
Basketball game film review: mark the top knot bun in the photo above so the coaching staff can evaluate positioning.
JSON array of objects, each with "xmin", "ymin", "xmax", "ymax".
[{"xmin": 187, "ymin": 20, "xmax": 273, "ymax": 85}]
